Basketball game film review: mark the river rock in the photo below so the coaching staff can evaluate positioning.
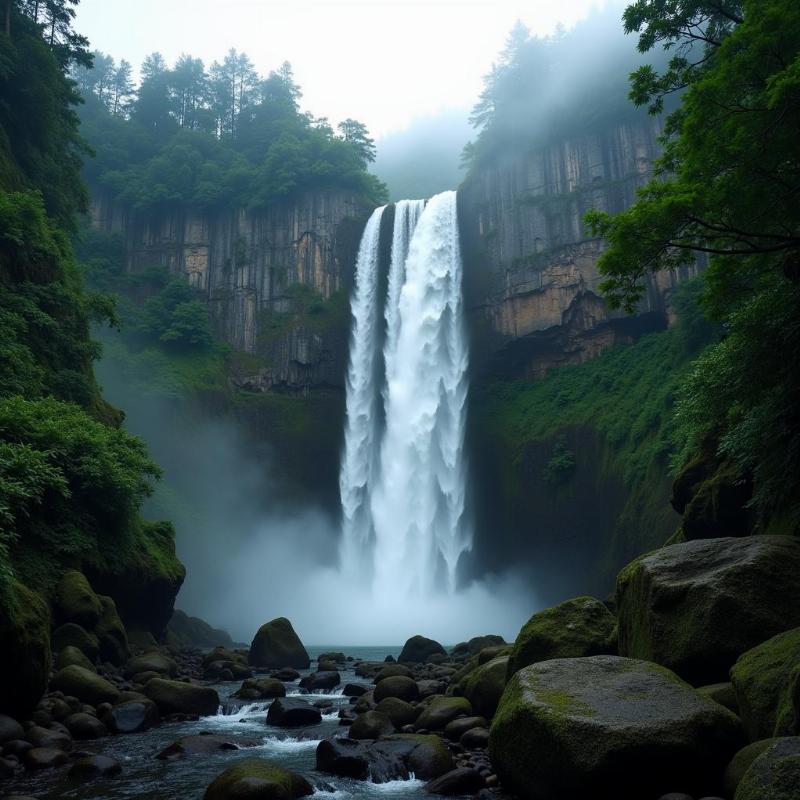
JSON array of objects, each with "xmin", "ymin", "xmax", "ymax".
[
  {"xmin": 143, "ymin": 678, "xmax": 219, "ymax": 716},
  {"xmin": 734, "ymin": 737, "xmax": 800, "ymax": 800},
  {"xmin": 722, "ymin": 738, "xmax": 781, "ymax": 797},
  {"xmin": 343, "ymin": 683, "xmax": 368, "ymax": 697},
  {"xmin": 731, "ymin": 627, "xmax": 800, "ymax": 740},
  {"xmin": 415, "ymin": 696, "xmax": 472, "ymax": 730},
  {"xmin": 53, "ymin": 571, "xmax": 102, "ymax": 629},
  {"xmin": 51, "ymin": 665, "xmax": 120, "ymax": 706},
  {"xmin": 55, "ymin": 645, "xmax": 95, "ymax": 672},
  {"xmin": 0, "ymin": 714, "xmax": 24, "ymax": 743},
  {"xmin": 271, "ymin": 668, "xmax": 300, "ymax": 681},
  {"xmin": 399, "ymin": 635, "xmax": 446, "ymax": 664},
  {"xmin": 52, "ymin": 623, "xmax": 99, "ymax": 661},
  {"xmin": 508, "ymin": 596, "xmax": 616, "ymax": 678},
  {"xmin": 234, "ymin": 677, "xmax": 286, "ymax": 700},
  {"xmin": 373, "ymin": 675, "xmax": 419, "ymax": 703},
  {"xmin": 62, "ymin": 712, "xmax": 107, "ymax": 739},
  {"xmin": 617, "ymin": 536, "xmax": 800, "ymax": 685},
  {"xmin": 249, "ymin": 617, "xmax": 310, "ymax": 669},
  {"xmin": 697, "ymin": 682, "xmax": 739, "ymax": 714},
  {"xmin": 299, "ymin": 670, "xmax": 340, "ymax": 691},
  {"xmin": 318, "ymin": 651, "xmax": 346, "ymax": 664},
  {"xmin": 68, "ymin": 754, "xmax": 122, "ymax": 779},
  {"xmin": 204, "ymin": 759, "xmax": 313, "ymax": 800},
  {"xmin": 0, "ymin": 581, "xmax": 52, "ymax": 717},
  {"xmin": 444, "ymin": 715, "xmax": 488, "ymax": 741},
  {"xmin": 461, "ymin": 726, "xmax": 490, "ymax": 748},
  {"xmin": 157, "ymin": 734, "xmax": 240, "ymax": 760},
  {"xmin": 350, "ymin": 710, "xmax": 395, "ymax": 739},
  {"xmin": 489, "ymin": 655, "xmax": 743, "ymax": 800},
  {"xmin": 24, "ymin": 747, "xmax": 69, "ymax": 770},
  {"xmin": 26, "ymin": 725, "xmax": 72, "ymax": 752},
  {"xmin": 124, "ymin": 651, "xmax": 178, "ymax": 679},
  {"xmin": 462, "ymin": 656, "xmax": 508, "ymax": 718},
  {"xmin": 375, "ymin": 697, "xmax": 417, "ymax": 727},
  {"xmin": 95, "ymin": 596, "xmax": 129, "ymax": 665},
  {"xmin": 266, "ymin": 696, "xmax": 322, "ymax": 727},
  {"xmin": 451, "ymin": 636, "xmax": 506, "ymax": 661},
  {"xmin": 373, "ymin": 664, "xmax": 413, "ymax": 683},
  {"xmin": 425, "ymin": 767, "xmax": 485, "ymax": 795},
  {"xmin": 105, "ymin": 700, "xmax": 160, "ymax": 733}
]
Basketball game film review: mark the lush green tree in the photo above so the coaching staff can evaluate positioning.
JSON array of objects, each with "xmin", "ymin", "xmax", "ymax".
[
  {"xmin": 586, "ymin": 0, "xmax": 800, "ymax": 529},
  {"xmin": 171, "ymin": 54, "xmax": 208, "ymax": 129},
  {"xmin": 337, "ymin": 118, "xmax": 376, "ymax": 166},
  {"xmin": 132, "ymin": 52, "xmax": 175, "ymax": 136}
]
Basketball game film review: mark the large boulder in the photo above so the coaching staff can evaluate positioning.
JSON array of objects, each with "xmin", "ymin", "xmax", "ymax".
[
  {"xmin": 350, "ymin": 710, "xmax": 395, "ymax": 739},
  {"xmin": 105, "ymin": 700, "xmax": 160, "ymax": 733},
  {"xmin": 0, "ymin": 581, "xmax": 52, "ymax": 717},
  {"xmin": 507, "ymin": 596, "xmax": 616, "ymax": 678},
  {"xmin": 50, "ymin": 665, "xmax": 120, "ymax": 706},
  {"xmin": 399, "ymin": 635, "xmax": 446, "ymax": 664},
  {"xmin": 249, "ymin": 618, "xmax": 309, "ymax": 669},
  {"xmin": 489, "ymin": 655, "xmax": 743, "ymax": 800},
  {"xmin": 723, "ymin": 739, "xmax": 782, "ymax": 798},
  {"xmin": 617, "ymin": 536, "xmax": 800, "ymax": 685},
  {"xmin": 51, "ymin": 622, "xmax": 99, "ymax": 661},
  {"xmin": 734, "ymin": 737, "xmax": 800, "ymax": 800},
  {"xmin": 96, "ymin": 595, "xmax": 129, "ymax": 665},
  {"xmin": 375, "ymin": 697, "xmax": 417, "ymax": 728},
  {"xmin": 731, "ymin": 627, "xmax": 800, "ymax": 740},
  {"xmin": 373, "ymin": 675, "xmax": 419, "ymax": 703},
  {"xmin": 143, "ymin": 678, "xmax": 219, "ymax": 716},
  {"xmin": 55, "ymin": 645, "xmax": 94, "ymax": 672},
  {"xmin": 52, "ymin": 571, "xmax": 102, "ymax": 629},
  {"xmin": 266, "ymin": 697, "xmax": 322, "ymax": 727},
  {"xmin": 157, "ymin": 734, "xmax": 239, "ymax": 760},
  {"xmin": 462, "ymin": 656, "xmax": 509, "ymax": 718},
  {"xmin": 234, "ymin": 677, "xmax": 286, "ymax": 700},
  {"xmin": 204, "ymin": 759, "xmax": 313, "ymax": 800},
  {"xmin": 124, "ymin": 651, "xmax": 178, "ymax": 679},
  {"xmin": 299, "ymin": 671, "xmax": 340, "ymax": 691}
]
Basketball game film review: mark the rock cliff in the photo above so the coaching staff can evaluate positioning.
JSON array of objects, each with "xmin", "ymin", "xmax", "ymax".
[
  {"xmin": 459, "ymin": 117, "xmax": 698, "ymax": 380},
  {"xmin": 90, "ymin": 190, "xmax": 371, "ymax": 392}
]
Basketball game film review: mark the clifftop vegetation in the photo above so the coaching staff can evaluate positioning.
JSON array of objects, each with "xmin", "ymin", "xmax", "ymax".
[{"xmin": 73, "ymin": 48, "xmax": 386, "ymax": 211}]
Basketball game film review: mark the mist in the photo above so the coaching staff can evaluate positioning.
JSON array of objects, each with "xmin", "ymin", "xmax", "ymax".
[{"xmin": 96, "ymin": 337, "xmax": 536, "ymax": 646}]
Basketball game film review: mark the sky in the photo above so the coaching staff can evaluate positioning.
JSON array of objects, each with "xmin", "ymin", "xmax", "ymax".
[{"xmin": 74, "ymin": 0, "xmax": 614, "ymax": 138}]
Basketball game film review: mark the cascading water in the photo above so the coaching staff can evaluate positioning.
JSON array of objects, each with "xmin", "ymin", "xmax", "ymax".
[
  {"xmin": 340, "ymin": 190, "xmax": 470, "ymax": 596},
  {"xmin": 338, "ymin": 205, "xmax": 386, "ymax": 575}
]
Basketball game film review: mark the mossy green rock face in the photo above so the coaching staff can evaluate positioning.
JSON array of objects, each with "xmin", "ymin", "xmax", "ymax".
[
  {"xmin": 463, "ymin": 656, "xmax": 509, "ymax": 718},
  {"xmin": 489, "ymin": 655, "xmax": 743, "ymax": 800},
  {"xmin": 0, "ymin": 581, "xmax": 52, "ymax": 717},
  {"xmin": 95, "ymin": 596, "xmax": 129, "ymax": 666},
  {"xmin": 143, "ymin": 678, "xmax": 219, "ymax": 716},
  {"xmin": 203, "ymin": 758, "xmax": 313, "ymax": 800},
  {"xmin": 124, "ymin": 652, "xmax": 178, "ymax": 679},
  {"xmin": 249, "ymin": 618, "xmax": 310, "ymax": 670},
  {"xmin": 507, "ymin": 596, "xmax": 616, "ymax": 679},
  {"xmin": 398, "ymin": 635, "xmax": 446, "ymax": 664},
  {"xmin": 734, "ymin": 737, "xmax": 800, "ymax": 800},
  {"xmin": 55, "ymin": 646, "xmax": 95, "ymax": 672},
  {"xmin": 415, "ymin": 696, "xmax": 472, "ymax": 731},
  {"xmin": 51, "ymin": 665, "xmax": 120, "ymax": 706},
  {"xmin": 53, "ymin": 571, "xmax": 102, "ymax": 629},
  {"xmin": 350, "ymin": 710, "xmax": 395, "ymax": 740},
  {"xmin": 375, "ymin": 697, "xmax": 417, "ymax": 727},
  {"xmin": 731, "ymin": 627, "xmax": 800, "ymax": 740},
  {"xmin": 52, "ymin": 622, "xmax": 99, "ymax": 661},
  {"xmin": 723, "ymin": 739, "xmax": 782, "ymax": 798},
  {"xmin": 616, "ymin": 536, "xmax": 800, "ymax": 685}
]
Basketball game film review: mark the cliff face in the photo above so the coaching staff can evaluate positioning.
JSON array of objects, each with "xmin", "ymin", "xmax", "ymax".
[
  {"xmin": 90, "ymin": 190, "xmax": 371, "ymax": 391},
  {"xmin": 459, "ymin": 117, "xmax": 698, "ymax": 379}
]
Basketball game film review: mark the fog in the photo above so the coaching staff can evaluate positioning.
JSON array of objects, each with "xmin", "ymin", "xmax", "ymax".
[{"xmin": 96, "ymin": 344, "xmax": 536, "ymax": 646}]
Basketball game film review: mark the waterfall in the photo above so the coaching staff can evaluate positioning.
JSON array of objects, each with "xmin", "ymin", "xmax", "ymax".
[
  {"xmin": 340, "ymin": 191, "xmax": 470, "ymax": 596},
  {"xmin": 338, "ymin": 205, "xmax": 386, "ymax": 575}
]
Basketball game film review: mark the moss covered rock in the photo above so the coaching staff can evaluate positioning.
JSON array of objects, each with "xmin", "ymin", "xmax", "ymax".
[
  {"xmin": 52, "ymin": 622, "xmax": 99, "ymax": 661},
  {"xmin": 616, "ymin": 536, "xmax": 800, "ymax": 685},
  {"xmin": 375, "ymin": 697, "xmax": 417, "ymax": 727},
  {"xmin": 731, "ymin": 627, "xmax": 800, "ymax": 740},
  {"xmin": 51, "ymin": 665, "xmax": 120, "ymax": 705},
  {"xmin": 143, "ymin": 678, "xmax": 219, "ymax": 716},
  {"xmin": 734, "ymin": 737, "xmax": 800, "ymax": 800},
  {"xmin": 52, "ymin": 571, "xmax": 102, "ymax": 629},
  {"xmin": 55, "ymin": 645, "xmax": 95, "ymax": 672},
  {"xmin": 124, "ymin": 651, "xmax": 178, "ymax": 679},
  {"xmin": 350, "ymin": 710, "xmax": 395, "ymax": 739},
  {"xmin": 398, "ymin": 635, "xmax": 446, "ymax": 664},
  {"xmin": 204, "ymin": 759, "xmax": 313, "ymax": 800},
  {"xmin": 415, "ymin": 696, "xmax": 472, "ymax": 731},
  {"xmin": 249, "ymin": 617, "xmax": 309, "ymax": 669},
  {"xmin": 95, "ymin": 595, "xmax": 129, "ymax": 666},
  {"xmin": 0, "ymin": 580, "xmax": 51, "ymax": 717},
  {"xmin": 373, "ymin": 675, "xmax": 419, "ymax": 703},
  {"xmin": 489, "ymin": 655, "xmax": 743, "ymax": 800},
  {"xmin": 463, "ymin": 656, "xmax": 509, "ymax": 718},
  {"xmin": 507, "ymin": 596, "xmax": 616, "ymax": 679},
  {"xmin": 697, "ymin": 682, "xmax": 739, "ymax": 714},
  {"xmin": 723, "ymin": 739, "xmax": 782, "ymax": 798}
]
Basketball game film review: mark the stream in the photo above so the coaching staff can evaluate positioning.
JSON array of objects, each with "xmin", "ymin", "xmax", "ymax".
[{"xmin": 2, "ymin": 647, "xmax": 454, "ymax": 800}]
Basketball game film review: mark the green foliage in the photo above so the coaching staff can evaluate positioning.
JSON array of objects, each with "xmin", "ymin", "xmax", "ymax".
[
  {"xmin": 72, "ymin": 49, "xmax": 387, "ymax": 210},
  {"xmin": 542, "ymin": 436, "xmax": 576, "ymax": 485},
  {"xmin": 591, "ymin": 0, "xmax": 800, "ymax": 529}
]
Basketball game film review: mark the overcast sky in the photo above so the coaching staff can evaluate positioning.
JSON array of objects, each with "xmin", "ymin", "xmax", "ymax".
[{"xmin": 75, "ymin": 0, "xmax": 616, "ymax": 138}]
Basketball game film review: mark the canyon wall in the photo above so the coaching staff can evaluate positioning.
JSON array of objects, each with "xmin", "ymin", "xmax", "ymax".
[
  {"xmin": 459, "ymin": 117, "xmax": 698, "ymax": 380},
  {"xmin": 90, "ymin": 190, "xmax": 371, "ymax": 392}
]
